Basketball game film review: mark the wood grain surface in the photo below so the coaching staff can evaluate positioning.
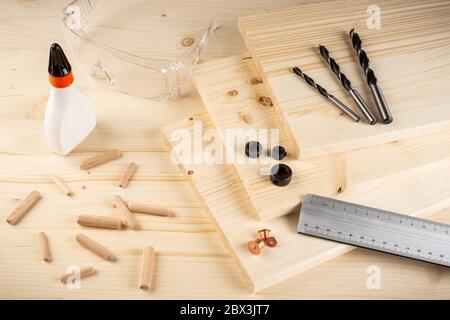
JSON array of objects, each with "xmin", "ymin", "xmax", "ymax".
[
  {"xmin": 1, "ymin": 0, "xmax": 449, "ymax": 299},
  {"xmin": 193, "ymin": 55, "xmax": 450, "ymax": 220},
  {"xmin": 162, "ymin": 112, "xmax": 450, "ymax": 292},
  {"xmin": 239, "ymin": 0, "xmax": 450, "ymax": 158}
]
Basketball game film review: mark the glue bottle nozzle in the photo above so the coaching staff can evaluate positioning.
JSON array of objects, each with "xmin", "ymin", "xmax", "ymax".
[{"xmin": 48, "ymin": 43, "xmax": 72, "ymax": 77}]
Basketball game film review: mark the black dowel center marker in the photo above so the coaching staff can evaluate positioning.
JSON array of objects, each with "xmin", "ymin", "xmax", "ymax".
[
  {"xmin": 270, "ymin": 164, "xmax": 292, "ymax": 186},
  {"xmin": 245, "ymin": 141, "xmax": 263, "ymax": 158},
  {"xmin": 271, "ymin": 146, "xmax": 287, "ymax": 160}
]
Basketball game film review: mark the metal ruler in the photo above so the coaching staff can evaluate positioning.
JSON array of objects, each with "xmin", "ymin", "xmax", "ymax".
[{"xmin": 298, "ymin": 194, "xmax": 450, "ymax": 267}]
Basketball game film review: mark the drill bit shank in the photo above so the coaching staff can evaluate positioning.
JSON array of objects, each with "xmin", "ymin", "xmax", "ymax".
[
  {"xmin": 349, "ymin": 28, "xmax": 393, "ymax": 124},
  {"xmin": 292, "ymin": 66, "xmax": 360, "ymax": 123},
  {"xmin": 318, "ymin": 45, "xmax": 377, "ymax": 125}
]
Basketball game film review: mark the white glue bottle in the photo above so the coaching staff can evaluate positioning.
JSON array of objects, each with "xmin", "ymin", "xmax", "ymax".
[{"xmin": 45, "ymin": 43, "xmax": 96, "ymax": 155}]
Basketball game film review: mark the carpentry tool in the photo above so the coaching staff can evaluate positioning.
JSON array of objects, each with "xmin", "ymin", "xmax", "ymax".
[
  {"xmin": 349, "ymin": 29, "xmax": 393, "ymax": 124},
  {"xmin": 271, "ymin": 146, "xmax": 287, "ymax": 160},
  {"xmin": 248, "ymin": 229, "xmax": 278, "ymax": 255},
  {"xmin": 298, "ymin": 194, "xmax": 450, "ymax": 267},
  {"xmin": 318, "ymin": 45, "xmax": 377, "ymax": 125},
  {"xmin": 257, "ymin": 229, "xmax": 278, "ymax": 247},
  {"xmin": 270, "ymin": 164, "xmax": 292, "ymax": 187},
  {"xmin": 292, "ymin": 67, "xmax": 360, "ymax": 122},
  {"xmin": 245, "ymin": 141, "xmax": 263, "ymax": 158}
]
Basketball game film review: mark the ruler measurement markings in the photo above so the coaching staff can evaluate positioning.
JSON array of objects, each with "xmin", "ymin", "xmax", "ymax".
[
  {"xmin": 304, "ymin": 197, "xmax": 450, "ymax": 239},
  {"xmin": 304, "ymin": 195, "xmax": 449, "ymax": 235},
  {"xmin": 301, "ymin": 223, "xmax": 449, "ymax": 265},
  {"xmin": 298, "ymin": 194, "xmax": 450, "ymax": 267},
  {"xmin": 304, "ymin": 218, "xmax": 448, "ymax": 258},
  {"xmin": 300, "ymin": 209, "xmax": 448, "ymax": 264},
  {"xmin": 302, "ymin": 208, "xmax": 449, "ymax": 254},
  {"xmin": 305, "ymin": 205, "xmax": 450, "ymax": 246}
]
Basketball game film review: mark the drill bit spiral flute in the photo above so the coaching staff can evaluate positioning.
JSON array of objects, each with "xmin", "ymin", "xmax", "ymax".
[
  {"xmin": 292, "ymin": 67, "xmax": 360, "ymax": 122},
  {"xmin": 318, "ymin": 45, "xmax": 377, "ymax": 125},
  {"xmin": 349, "ymin": 28, "xmax": 393, "ymax": 124}
]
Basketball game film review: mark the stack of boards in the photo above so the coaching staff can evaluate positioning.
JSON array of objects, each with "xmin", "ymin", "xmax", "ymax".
[{"xmin": 162, "ymin": 0, "xmax": 450, "ymax": 292}]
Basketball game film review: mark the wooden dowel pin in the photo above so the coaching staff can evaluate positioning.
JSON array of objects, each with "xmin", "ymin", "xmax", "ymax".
[
  {"xmin": 6, "ymin": 190, "xmax": 41, "ymax": 225},
  {"xmin": 76, "ymin": 233, "xmax": 116, "ymax": 262},
  {"xmin": 50, "ymin": 173, "xmax": 73, "ymax": 197},
  {"xmin": 38, "ymin": 232, "xmax": 52, "ymax": 263},
  {"xmin": 60, "ymin": 266, "xmax": 97, "ymax": 284},
  {"xmin": 127, "ymin": 202, "xmax": 175, "ymax": 217},
  {"xmin": 118, "ymin": 162, "xmax": 137, "ymax": 188},
  {"xmin": 112, "ymin": 195, "xmax": 140, "ymax": 230},
  {"xmin": 139, "ymin": 246, "xmax": 156, "ymax": 291},
  {"xmin": 77, "ymin": 214, "xmax": 123, "ymax": 230},
  {"xmin": 79, "ymin": 149, "xmax": 121, "ymax": 170}
]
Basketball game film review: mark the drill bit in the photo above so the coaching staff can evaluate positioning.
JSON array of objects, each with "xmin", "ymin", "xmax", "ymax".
[
  {"xmin": 292, "ymin": 66, "xmax": 360, "ymax": 123},
  {"xmin": 318, "ymin": 45, "xmax": 377, "ymax": 125},
  {"xmin": 349, "ymin": 28, "xmax": 393, "ymax": 124}
]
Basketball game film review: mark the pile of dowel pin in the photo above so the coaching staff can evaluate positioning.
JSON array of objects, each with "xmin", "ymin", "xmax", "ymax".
[{"xmin": 5, "ymin": 149, "xmax": 175, "ymax": 291}]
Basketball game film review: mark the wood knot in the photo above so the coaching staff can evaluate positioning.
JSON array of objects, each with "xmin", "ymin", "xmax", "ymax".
[
  {"xmin": 431, "ymin": 267, "xmax": 444, "ymax": 283},
  {"xmin": 228, "ymin": 90, "xmax": 238, "ymax": 97},
  {"xmin": 189, "ymin": 116, "xmax": 195, "ymax": 121},
  {"xmin": 250, "ymin": 76, "xmax": 263, "ymax": 85},
  {"xmin": 337, "ymin": 187, "xmax": 343, "ymax": 193},
  {"xmin": 181, "ymin": 37, "xmax": 195, "ymax": 47},
  {"xmin": 187, "ymin": 170, "xmax": 194, "ymax": 176},
  {"xmin": 238, "ymin": 111, "xmax": 251, "ymax": 124},
  {"xmin": 258, "ymin": 96, "xmax": 273, "ymax": 107}
]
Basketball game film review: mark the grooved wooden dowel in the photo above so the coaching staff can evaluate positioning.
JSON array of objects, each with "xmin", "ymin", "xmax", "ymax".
[
  {"xmin": 127, "ymin": 202, "xmax": 175, "ymax": 217},
  {"xmin": 60, "ymin": 266, "xmax": 97, "ymax": 284},
  {"xmin": 76, "ymin": 233, "xmax": 116, "ymax": 262},
  {"xmin": 79, "ymin": 149, "xmax": 121, "ymax": 170},
  {"xmin": 6, "ymin": 190, "xmax": 41, "ymax": 225},
  {"xmin": 139, "ymin": 246, "xmax": 155, "ymax": 291},
  {"xmin": 50, "ymin": 173, "xmax": 73, "ymax": 197},
  {"xmin": 38, "ymin": 232, "xmax": 52, "ymax": 263},
  {"xmin": 118, "ymin": 162, "xmax": 137, "ymax": 188},
  {"xmin": 112, "ymin": 195, "xmax": 140, "ymax": 230},
  {"xmin": 77, "ymin": 215, "xmax": 123, "ymax": 230}
]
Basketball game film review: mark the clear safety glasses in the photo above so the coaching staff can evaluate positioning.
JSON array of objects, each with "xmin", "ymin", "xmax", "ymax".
[{"xmin": 62, "ymin": 0, "xmax": 216, "ymax": 99}]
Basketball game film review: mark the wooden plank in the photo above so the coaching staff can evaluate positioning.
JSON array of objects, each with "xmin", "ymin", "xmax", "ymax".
[
  {"xmin": 1, "ymin": 0, "xmax": 449, "ymax": 300},
  {"xmin": 162, "ymin": 116, "xmax": 450, "ymax": 292},
  {"xmin": 3, "ymin": 232, "xmax": 450, "ymax": 299},
  {"xmin": 192, "ymin": 56, "xmax": 450, "ymax": 219},
  {"xmin": 0, "ymin": 230, "xmax": 243, "ymax": 299},
  {"xmin": 0, "ymin": 151, "xmax": 183, "ymax": 183},
  {"xmin": 239, "ymin": 0, "xmax": 450, "ymax": 158},
  {"xmin": 0, "ymin": 181, "xmax": 209, "ymax": 232}
]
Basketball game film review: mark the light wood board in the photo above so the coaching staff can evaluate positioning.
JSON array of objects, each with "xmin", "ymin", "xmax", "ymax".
[
  {"xmin": 193, "ymin": 55, "xmax": 450, "ymax": 220},
  {"xmin": 239, "ymin": 0, "xmax": 450, "ymax": 159},
  {"xmin": 162, "ymin": 114, "xmax": 450, "ymax": 292},
  {"xmin": 1, "ymin": 0, "xmax": 450, "ymax": 299}
]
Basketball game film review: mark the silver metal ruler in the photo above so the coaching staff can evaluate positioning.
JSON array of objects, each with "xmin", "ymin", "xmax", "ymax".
[{"xmin": 298, "ymin": 194, "xmax": 450, "ymax": 267}]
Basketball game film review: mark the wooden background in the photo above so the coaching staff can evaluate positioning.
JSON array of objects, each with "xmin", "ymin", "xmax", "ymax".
[
  {"xmin": 0, "ymin": 0, "xmax": 449, "ymax": 299},
  {"xmin": 238, "ymin": 0, "xmax": 450, "ymax": 159}
]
